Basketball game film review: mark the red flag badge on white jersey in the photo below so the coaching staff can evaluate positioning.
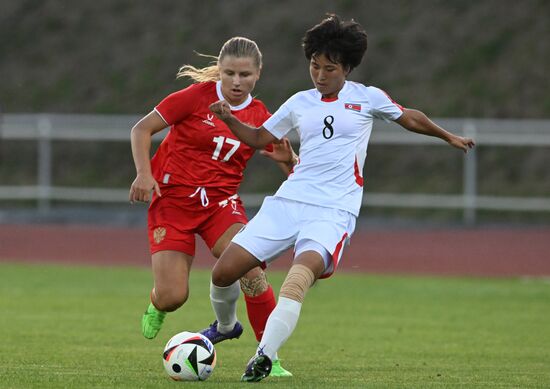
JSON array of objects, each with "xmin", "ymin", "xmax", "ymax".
[{"xmin": 345, "ymin": 103, "xmax": 361, "ymax": 112}]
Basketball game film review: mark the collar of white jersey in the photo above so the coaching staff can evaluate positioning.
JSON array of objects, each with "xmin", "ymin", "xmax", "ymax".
[
  {"xmin": 314, "ymin": 80, "xmax": 350, "ymax": 101},
  {"xmin": 215, "ymin": 81, "xmax": 253, "ymax": 111}
]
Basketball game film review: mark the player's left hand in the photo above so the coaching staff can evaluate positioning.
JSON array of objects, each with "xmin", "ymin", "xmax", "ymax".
[
  {"xmin": 260, "ymin": 137, "xmax": 297, "ymax": 164},
  {"xmin": 449, "ymin": 135, "xmax": 476, "ymax": 153}
]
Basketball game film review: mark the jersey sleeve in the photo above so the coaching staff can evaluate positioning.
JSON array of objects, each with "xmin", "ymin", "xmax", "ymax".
[
  {"xmin": 261, "ymin": 98, "xmax": 297, "ymax": 140},
  {"xmin": 367, "ymin": 87, "xmax": 404, "ymax": 122},
  {"xmin": 155, "ymin": 84, "xmax": 202, "ymax": 125}
]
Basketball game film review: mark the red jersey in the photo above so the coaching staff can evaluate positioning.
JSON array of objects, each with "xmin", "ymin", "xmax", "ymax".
[{"xmin": 151, "ymin": 81, "xmax": 271, "ymax": 195}]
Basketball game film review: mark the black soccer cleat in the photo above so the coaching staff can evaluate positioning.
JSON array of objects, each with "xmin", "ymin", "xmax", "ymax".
[{"xmin": 241, "ymin": 351, "xmax": 272, "ymax": 382}]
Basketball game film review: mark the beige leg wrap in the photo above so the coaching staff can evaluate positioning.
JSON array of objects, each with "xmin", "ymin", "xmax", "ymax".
[
  {"xmin": 279, "ymin": 264, "xmax": 316, "ymax": 303},
  {"xmin": 239, "ymin": 270, "xmax": 268, "ymax": 297}
]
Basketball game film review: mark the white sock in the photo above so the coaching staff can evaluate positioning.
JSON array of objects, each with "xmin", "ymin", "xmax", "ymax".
[
  {"xmin": 210, "ymin": 280, "xmax": 240, "ymax": 333},
  {"xmin": 257, "ymin": 297, "xmax": 302, "ymax": 360}
]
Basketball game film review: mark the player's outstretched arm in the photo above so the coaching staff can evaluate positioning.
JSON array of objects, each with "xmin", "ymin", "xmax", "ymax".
[
  {"xmin": 396, "ymin": 108, "xmax": 475, "ymax": 153},
  {"xmin": 209, "ymin": 100, "xmax": 277, "ymax": 149}
]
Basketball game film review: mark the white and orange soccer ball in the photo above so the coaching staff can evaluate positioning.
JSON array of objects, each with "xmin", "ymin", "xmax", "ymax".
[{"xmin": 162, "ymin": 331, "xmax": 216, "ymax": 381}]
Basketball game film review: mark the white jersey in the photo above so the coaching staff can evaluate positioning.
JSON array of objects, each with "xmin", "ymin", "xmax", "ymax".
[{"xmin": 263, "ymin": 81, "xmax": 403, "ymax": 216}]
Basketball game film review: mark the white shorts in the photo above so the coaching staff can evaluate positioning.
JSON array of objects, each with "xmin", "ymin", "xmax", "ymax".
[{"xmin": 232, "ymin": 196, "xmax": 356, "ymax": 278}]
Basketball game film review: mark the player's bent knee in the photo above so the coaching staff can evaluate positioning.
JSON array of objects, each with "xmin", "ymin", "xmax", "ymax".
[
  {"xmin": 240, "ymin": 269, "xmax": 268, "ymax": 297},
  {"xmin": 154, "ymin": 288, "xmax": 189, "ymax": 312},
  {"xmin": 212, "ymin": 255, "xmax": 246, "ymax": 287},
  {"xmin": 211, "ymin": 265, "xmax": 237, "ymax": 287},
  {"xmin": 279, "ymin": 264, "xmax": 316, "ymax": 303}
]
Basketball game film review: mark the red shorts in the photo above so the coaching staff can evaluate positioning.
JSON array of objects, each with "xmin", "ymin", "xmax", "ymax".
[{"xmin": 147, "ymin": 185, "xmax": 248, "ymax": 256}]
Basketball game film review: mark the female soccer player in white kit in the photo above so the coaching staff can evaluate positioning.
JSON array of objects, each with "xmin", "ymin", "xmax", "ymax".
[{"xmin": 203, "ymin": 14, "xmax": 475, "ymax": 381}]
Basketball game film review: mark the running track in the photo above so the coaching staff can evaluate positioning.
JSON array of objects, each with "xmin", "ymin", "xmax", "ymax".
[{"xmin": 1, "ymin": 224, "xmax": 549, "ymax": 277}]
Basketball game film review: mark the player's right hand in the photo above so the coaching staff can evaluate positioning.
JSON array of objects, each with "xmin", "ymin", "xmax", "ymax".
[
  {"xmin": 129, "ymin": 173, "xmax": 161, "ymax": 203},
  {"xmin": 209, "ymin": 100, "xmax": 232, "ymax": 121}
]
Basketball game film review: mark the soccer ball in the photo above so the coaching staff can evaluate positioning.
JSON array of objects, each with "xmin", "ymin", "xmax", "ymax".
[{"xmin": 162, "ymin": 331, "xmax": 216, "ymax": 381}]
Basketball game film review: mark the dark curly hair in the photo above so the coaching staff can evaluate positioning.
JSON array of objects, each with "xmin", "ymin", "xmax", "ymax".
[{"xmin": 302, "ymin": 14, "xmax": 368, "ymax": 72}]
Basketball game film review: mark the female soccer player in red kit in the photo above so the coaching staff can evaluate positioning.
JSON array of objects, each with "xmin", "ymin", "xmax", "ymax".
[{"xmin": 129, "ymin": 37, "xmax": 294, "ymax": 377}]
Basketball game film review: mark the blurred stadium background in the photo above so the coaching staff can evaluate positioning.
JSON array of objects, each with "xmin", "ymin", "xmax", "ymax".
[{"xmin": 0, "ymin": 0, "xmax": 549, "ymax": 273}]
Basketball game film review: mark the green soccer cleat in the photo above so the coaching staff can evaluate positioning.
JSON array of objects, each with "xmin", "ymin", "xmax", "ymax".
[
  {"xmin": 270, "ymin": 359, "xmax": 293, "ymax": 377},
  {"xmin": 141, "ymin": 303, "xmax": 166, "ymax": 339}
]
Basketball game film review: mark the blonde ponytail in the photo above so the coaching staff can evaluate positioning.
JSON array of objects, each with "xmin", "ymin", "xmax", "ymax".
[
  {"xmin": 176, "ymin": 53, "xmax": 219, "ymax": 82},
  {"xmin": 176, "ymin": 37, "xmax": 262, "ymax": 83}
]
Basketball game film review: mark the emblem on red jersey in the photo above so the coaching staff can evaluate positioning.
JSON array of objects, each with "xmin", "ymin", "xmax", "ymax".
[
  {"xmin": 202, "ymin": 114, "xmax": 215, "ymax": 127},
  {"xmin": 345, "ymin": 103, "xmax": 361, "ymax": 112},
  {"xmin": 230, "ymin": 200, "xmax": 242, "ymax": 215},
  {"xmin": 153, "ymin": 227, "xmax": 166, "ymax": 244}
]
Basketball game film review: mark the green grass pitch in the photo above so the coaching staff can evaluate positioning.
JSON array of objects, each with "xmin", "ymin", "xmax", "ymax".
[{"xmin": 1, "ymin": 262, "xmax": 549, "ymax": 388}]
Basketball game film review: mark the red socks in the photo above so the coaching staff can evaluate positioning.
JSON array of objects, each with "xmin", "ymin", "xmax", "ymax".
[{"xmin": 244, "ymin": 285, "xmax": 277, "ymax": 342}]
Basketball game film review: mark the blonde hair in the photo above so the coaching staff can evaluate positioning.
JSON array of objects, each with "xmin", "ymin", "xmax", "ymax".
[{"xmin": 177, "ymin": 37, "xmax": 262, "ymax": 82}]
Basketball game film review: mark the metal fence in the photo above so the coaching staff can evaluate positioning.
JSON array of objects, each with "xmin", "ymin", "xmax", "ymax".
[{"xmin": 1, "ymin": 114, "xmax": 550, "ymax": 224}]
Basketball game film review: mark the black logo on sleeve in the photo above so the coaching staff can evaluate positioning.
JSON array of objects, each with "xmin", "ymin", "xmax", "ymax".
[{"xmin": 322, "ymin": 115, "xmax": 334, "ymax": 139}]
